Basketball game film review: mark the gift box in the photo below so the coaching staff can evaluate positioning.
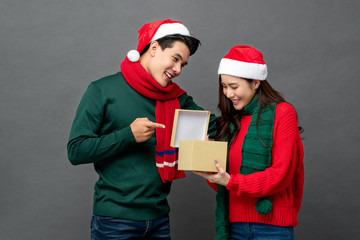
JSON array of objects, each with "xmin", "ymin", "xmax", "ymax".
[{"xmin": 170, "ymin": 109, "xmax": 227, "ymax": 172}]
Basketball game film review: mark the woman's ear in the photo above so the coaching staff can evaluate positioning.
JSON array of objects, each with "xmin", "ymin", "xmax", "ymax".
[{"xmin": 253, "ymin": 80, "xmax": 261, "ymax": 90}]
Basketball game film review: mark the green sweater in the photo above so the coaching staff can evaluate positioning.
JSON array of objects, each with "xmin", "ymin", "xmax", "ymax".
[{"xmin": 67, "ymin": 72, "xmax": 216, "ymax": 220}]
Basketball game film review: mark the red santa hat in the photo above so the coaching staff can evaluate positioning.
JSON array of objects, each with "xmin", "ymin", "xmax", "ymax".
[
  {"xmin": 127, "ymin": 19, "xmax": 191, "ymax": 62},
  {"xmin": 218, "ymin": 45, "xmax": 268, "ymax": 80}
]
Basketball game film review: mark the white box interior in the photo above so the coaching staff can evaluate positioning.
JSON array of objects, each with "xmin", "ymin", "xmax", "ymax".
[{"xmin": 172, "ymin": 110, "xmax": 209, "ymax": 147}]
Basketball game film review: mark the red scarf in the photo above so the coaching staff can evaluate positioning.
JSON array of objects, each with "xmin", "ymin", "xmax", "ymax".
[{"xmin": 121, "ymin": 57, "xmax": 186, "ymax": 182}]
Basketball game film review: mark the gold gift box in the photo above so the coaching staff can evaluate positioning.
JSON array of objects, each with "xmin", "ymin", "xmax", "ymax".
[{"xmin": 170, "ymin": 109, "xmax": 227, "ymax": 172}]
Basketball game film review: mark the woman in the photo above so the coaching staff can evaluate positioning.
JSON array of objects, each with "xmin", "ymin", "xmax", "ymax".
[{"xmin": 194, "ymin": 45, "xmax": 304, "ymax": 240}]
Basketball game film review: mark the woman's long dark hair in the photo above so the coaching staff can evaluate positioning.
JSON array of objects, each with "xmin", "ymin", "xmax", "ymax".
[{"xmin": 215, "ymin": 76, "xmax": 303, "ymax": 142}]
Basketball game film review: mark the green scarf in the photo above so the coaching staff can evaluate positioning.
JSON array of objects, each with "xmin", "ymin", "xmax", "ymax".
[{"xmin": 215, "ymin": 97, "xmax": 276, "ymax": 240}]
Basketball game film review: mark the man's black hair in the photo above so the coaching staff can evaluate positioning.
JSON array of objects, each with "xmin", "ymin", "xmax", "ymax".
[{"xmin": 140, "ymin": 34, "xmax": 201, "ymax": 56}]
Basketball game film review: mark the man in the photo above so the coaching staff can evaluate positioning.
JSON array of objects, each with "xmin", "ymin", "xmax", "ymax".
[{"xmin": 67, "ymin": 19, "xmax": 216, "ymax": 240}]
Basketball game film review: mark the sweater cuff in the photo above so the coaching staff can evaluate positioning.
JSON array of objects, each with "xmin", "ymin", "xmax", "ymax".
[
  {"xmin": 115, "ymin": 125, "xmax": 137, "ymax": 146},
  {"xmin": 226, "ymin": 174, "xmax": 241, "ymax": 192}
]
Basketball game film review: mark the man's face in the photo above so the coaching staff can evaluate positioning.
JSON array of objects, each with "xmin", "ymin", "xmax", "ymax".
[{"xmin": 145, "ymin": 41, "xmax": 190, "ymax": 87}]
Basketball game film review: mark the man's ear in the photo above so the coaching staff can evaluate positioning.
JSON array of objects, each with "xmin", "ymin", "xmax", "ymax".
[{"xmin": 149, "ymin": 41, "xmax": 160, "ymax": 57}]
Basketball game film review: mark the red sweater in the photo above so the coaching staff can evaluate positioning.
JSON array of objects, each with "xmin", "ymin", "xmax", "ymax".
[{"xmin": 210, "ymin": 102, "xmax": 304, "ymax": 227}]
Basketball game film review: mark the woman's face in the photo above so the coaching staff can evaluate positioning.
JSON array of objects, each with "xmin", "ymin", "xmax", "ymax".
[{"xmin": 220, "ymin": 74, "xmax": 260, "ymax": 111}]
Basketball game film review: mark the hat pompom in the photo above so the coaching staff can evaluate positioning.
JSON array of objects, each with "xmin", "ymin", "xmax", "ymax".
[
  {"xmin": 127, "ymin": 50, "xmax": 140, "ymax": 62},
  {"xmin": 255, "ymin": 198, "xmax": 272, "ymax": 215}
]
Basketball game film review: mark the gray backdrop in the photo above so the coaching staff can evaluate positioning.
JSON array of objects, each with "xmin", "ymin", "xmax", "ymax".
[{"xmin": 1, "ymin": 0, "xmax": 359, "ymax": 239}]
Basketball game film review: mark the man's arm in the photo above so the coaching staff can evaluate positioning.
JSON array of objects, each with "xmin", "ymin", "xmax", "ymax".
[{"xmin": 67, "ymin": 83, "xmax": 138, "ymax": 165}]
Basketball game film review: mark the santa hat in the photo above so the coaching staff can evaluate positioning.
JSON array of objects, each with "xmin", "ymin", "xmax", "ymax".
[
  {"xmin": 127, "ymin": 19, "xmax": 191, "ymax": 62},
  {"xmin": 218, "ymin": 45, "xmax": 268, "ymax": 80}
]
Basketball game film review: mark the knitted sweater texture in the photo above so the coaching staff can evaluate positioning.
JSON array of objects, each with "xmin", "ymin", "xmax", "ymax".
[
  {"xmin": 67, "ymin": 72, "xmax": 216, "ymax": 220},
  {"xmin": 227, "ymin": 102, "xmax": 304, "ymax": 226}
]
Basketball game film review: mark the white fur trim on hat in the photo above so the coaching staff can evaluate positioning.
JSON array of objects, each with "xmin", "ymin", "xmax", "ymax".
[
  {"xmin": 127, "ymin": 50, "xmax": 140, "ymax": 62},
  {"xmin": 218, "ymin": 58, "xmax": 268, "ymax": 80},
  {"xmin": 151, "ymin": 23, "xmax": 190, "ymax": 42}
]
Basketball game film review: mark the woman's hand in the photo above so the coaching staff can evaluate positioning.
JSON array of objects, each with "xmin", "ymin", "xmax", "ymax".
[{"xmin": 193, "ymin": 160, "xmax": 230, "ymax": 186}]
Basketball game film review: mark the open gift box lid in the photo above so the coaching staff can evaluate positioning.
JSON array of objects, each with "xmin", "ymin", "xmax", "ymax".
[
  {"xmin": 170, "ymin": 109, "xmax": 227, "ymax": 172},
  {"xmin": 170, "ymin": 109, "xmax": 210, "ymax": 148}
]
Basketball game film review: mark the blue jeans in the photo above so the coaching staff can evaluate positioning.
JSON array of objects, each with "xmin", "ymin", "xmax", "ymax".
[
  {"xmin": 91, "ymin": 214, "xmax": 171, "ymax": 240},
  {"xmin": 230, "ymin": 222, "xmax": 294, "ymax": 240}
]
